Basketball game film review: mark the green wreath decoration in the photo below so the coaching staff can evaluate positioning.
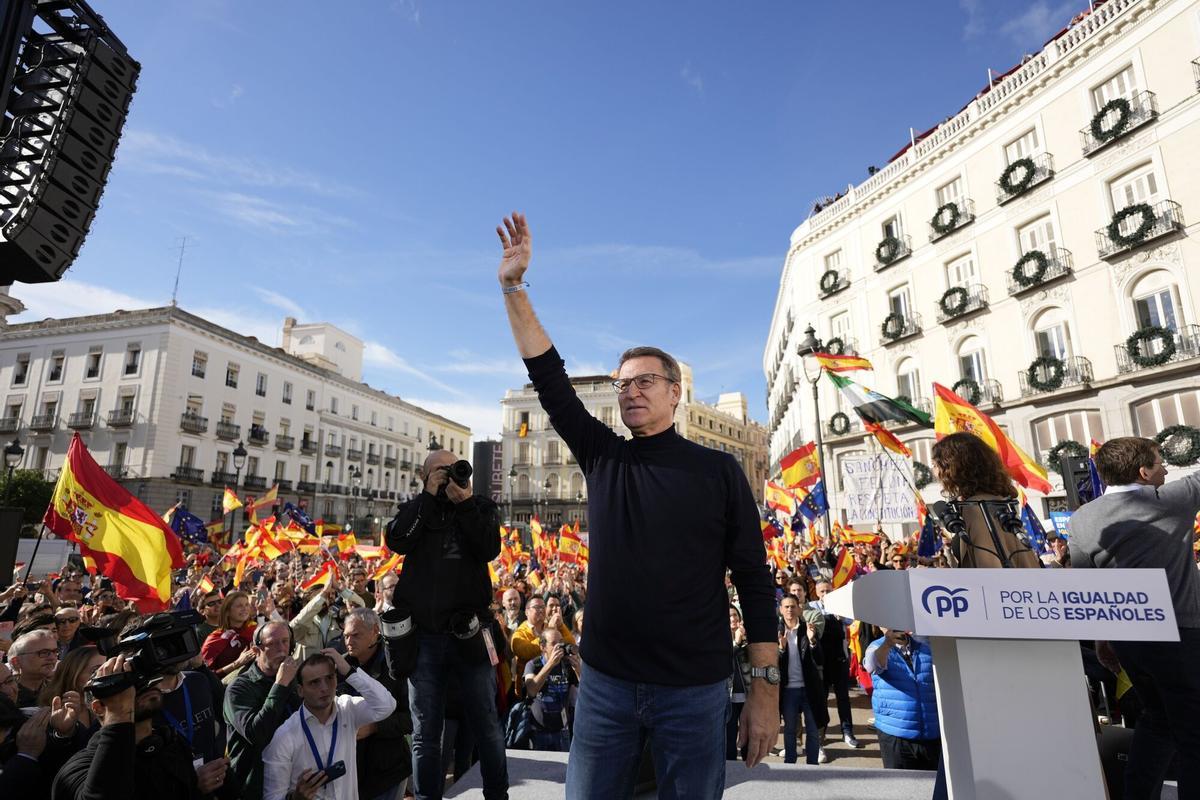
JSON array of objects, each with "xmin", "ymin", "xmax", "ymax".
[
  {"xmin": 1125, "ymin": 326, "xmax": 1176, "ymax": 368},
  {"xmin": 824, "ymin": 336, "xmax": 846, "ymax": 356},
  {"xmin": 829, "ymin": 412, "xmax": 851, "ymax": 436},
  {"xmin": 1027, "ymin": 356, "xmax": 1066, "ymax": 392},
  {"xmin": 912, "ymin": 461, "xmax": 933, "ymax": 490},
  {"xmin": 819, "ymin": 269, "xmax": 842, "ymax": 295},
  {"xmin": 881, "ymin": 312, "xmax": 907, "ymax": 341},
  {"xmin": 1012, "ymin": 250, "xmax": 1049, "ymax": 288},
  {"xmin": 939, "ymin": 286, "xmax": 970, "ymax": 318},
  {"xmin": 875, "ymin": 236, "xmax": 902, "ymax": 265},
  {"xmin": 999, "ymin": 157, "xmax": 1037, "ymax": 197},
  {"xmin": 1155, "ymin": 425, "xmax": 1200, "ymax": 467},
  {"xmin": 1091, "ymin": 97, "xmax": 1132, "ymax": 144},
  {"xmin": 1107, "ymin": 203, "xmax": 1156, "ymax": 248},
  {"xmin": 931, "ymin": 202, "xmax": 961, "ymax": 236},
  {"xmin": 1047, "ymin": 439, "xmax": 1088, "ymax": 475},
  {"xmin": 951, "ymin": 378, "xmax": 982, "ymax": 406}
]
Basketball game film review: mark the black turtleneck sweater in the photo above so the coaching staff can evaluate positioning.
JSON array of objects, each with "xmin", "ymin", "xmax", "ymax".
[{"xmin": 525, "ymin": 347, "xmax": 775, "ymax": 686}]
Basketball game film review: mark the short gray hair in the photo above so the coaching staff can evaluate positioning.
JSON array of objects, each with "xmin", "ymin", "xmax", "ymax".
[
  {"xmin": 10, "ymin": 629, "xmax": 56, "ymax": 658},
  {"xmin": 345, "ymin": 607, "xmax": 380, "ymax": 632},
  {"xmin": 618, "ymin": 346, "xmax": 681, "ymax": 384}
]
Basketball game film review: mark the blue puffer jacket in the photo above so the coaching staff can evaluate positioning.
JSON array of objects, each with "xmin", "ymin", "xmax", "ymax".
[{"xmin": 867, "ymin": 636, "xmax": 940, "ymax": 740}]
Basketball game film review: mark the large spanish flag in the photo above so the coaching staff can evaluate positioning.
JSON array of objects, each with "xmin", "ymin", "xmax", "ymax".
[
  {"xmin": 780, "ymin": 442, "xmax": 821, "ymax": 489},
  {"xmin": 831, "ymin": 547, "xmax": 856, "ymax": 589},
  {"xmin": 814, "ymin": 353, "xmax": 873, "ymax": 373},
  {"xmin": 933, "ymin": 383, "xmax": 1052, "ymax": 494},
  {"xmin": 558, "ymin": 524, "xmax": 582, "ymax": 564},
  {"xmin": 44, "ymin": 434, "xmax": 185, "ymax": 612}
]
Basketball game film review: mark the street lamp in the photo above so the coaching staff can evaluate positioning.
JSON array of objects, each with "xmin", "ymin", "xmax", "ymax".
[
  {"xmin": 428, "ymin": 432, "xmax": 440, "ymax": 451},
  {"xmin": 408, "ymin": 477, "xmax": 418, "ymax": 500},
  {"xmin": 3, "ymin": 439, "xmax": 24, "ymax": 506},
  {"xmin": 350, "ymin": 466, "xmax": 362, "ymax": 529},
  {"xmin": 507, "ymin": 466, "xmax": 517, "ymax": 525},
  {"xmin": 232, "ymin": 440, "xmax": 247, "ymax": 538},
  {"xmin": 575, "ymin": 489, "xmax": 584, "ymax": 525},
  {"xmin": 796, "ymin": 325, "xmax": 833, "ymax": 544},
  {"xmin": 365, "ymin": 468, "xmax": 375, "ymax": 535},
  {"xmin": 543, "ymin": 477, "xmax": 552, "ymax": 525}
]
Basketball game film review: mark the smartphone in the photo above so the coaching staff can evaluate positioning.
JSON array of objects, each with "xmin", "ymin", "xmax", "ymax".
[{"xmin": 323, "ymin": 760, "xmax": 347, "ymax": 782}]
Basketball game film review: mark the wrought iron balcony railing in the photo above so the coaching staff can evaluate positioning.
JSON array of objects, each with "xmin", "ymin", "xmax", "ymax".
[
  {"xmin": 107, "ymin": 409, "xmax": 134, "ymax": 427},
  {"xmin": 1096, "ymin": 200, "xmax": 1184, "ymax": 260},
  {"xmin": 929, "ymin": 198, "xmax": 976, "ymax": 242},
  {"xmin": 1081, "ymin": 90, "xmax": 1158, "ymax": 156},
  {"xmin": 180, "ymin": 413, "xmax": 208, "ymax": 434},
  {"xmin": 1019, "ymin": 356, "xmax": 1094, "ymax": 397},
  {"xmin": 30, "ymin": 413, "xmax": 57, "ymax": 431},
  {"xmin": 1006, "ymin": 247, "xmax": 1073, "ymax": 296},
  {"xmin": 67, "ymin": 412, "xmax": 96, "ymax": 429},
  {"xmin": 300, "ymin": 440, "xmax": 318, "ymax": 455},
  {"xmin": 996, "ymin": 153, "xmax": 1054, "ymax": 204},
  {"xmin": 211, "ymin": 470, "xmax": 238, "ymax": 486},
  {"xmin": 0, "ymin": 417, "xmax": 19, "ymax": 434},
  {"xmin": 243, "ymin": 475, "xmax": 267, "ymax": 491},
  {"xmin": 936, "ymin": 284, "xmax": 989, "ymax": 324},
  {"xmin": 172, "ymin": 466, "xmax": 204, "ymax": 483},
  {"xmin": 873, "ymin": 235, "xmax": 912, "ymax": 272},
  {"xmin": 880, "ymin": 312, "xmax": 922, "ymax": 346},
  {"xmin": 1114, "ymin": 324, "xmax": 1200, "ymax": 374},
  {"xmin": 215, "ymin": 421, "xmax": 240, "ymax": 440},
  {"xmin": 275, "ymin": 435, "xmax": 295, "ymax": 451}
]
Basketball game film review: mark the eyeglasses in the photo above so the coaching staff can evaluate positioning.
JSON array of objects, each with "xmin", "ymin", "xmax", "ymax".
[
  {"xmin": 18, "ymin": 648, "xmax": 58, "ymax": 659},
  {"xmin": 612, "ymin": 373, "xmax": 675, "ymax": 394},
  {"xmin": 55, "ymin": 617, "xmax": 80, "ymax": 624}
]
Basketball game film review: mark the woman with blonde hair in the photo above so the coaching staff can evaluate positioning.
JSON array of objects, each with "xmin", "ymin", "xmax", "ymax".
[{"xmin": 929, "ymin": 432, "xmax": 1040, "ymax": 569}]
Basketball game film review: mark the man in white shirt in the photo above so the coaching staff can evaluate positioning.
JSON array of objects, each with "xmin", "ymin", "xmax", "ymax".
[{"xmin": 262, "ymin": 648, "xmax": 397, "ymax": 800}]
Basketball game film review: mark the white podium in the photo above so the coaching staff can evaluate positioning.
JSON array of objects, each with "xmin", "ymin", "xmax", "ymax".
[{"xmin": 823, "ymin": 568, "xmax": 1179, "ymax": 800}]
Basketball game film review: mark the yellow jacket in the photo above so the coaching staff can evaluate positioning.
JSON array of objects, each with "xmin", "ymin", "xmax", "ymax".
[{"xmin": 510, "ymin": 620, "xmax": 576, "ymax": 676}]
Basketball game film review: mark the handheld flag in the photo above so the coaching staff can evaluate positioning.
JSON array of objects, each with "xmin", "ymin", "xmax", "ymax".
[
  {"xmin": 764, "ymin": 481, "xmax": 798, "ymax": 516},
  {"xmin": 814, "ymin": 352, "xmax": 873, "ymax": 373},
  {"xmin": 222, "ymin": 488, "xmax": 243, "ymax": 515},
  {"xmin": 916, "ymin": 496, "xmax": 940, "ymax": 557},
  {"xmin": 44, "ymin": 434, "xmax": 185, "ymax": 612},
  {"xmin": 828, "ymin": 372, "xmax": 932, "ymax": 427},
  {"xmin": 761, "ymin": 517, "xmax": 783, "ymax": 541},
  {"xmin": 371, "ymin": 553, "xmax": 403, "ymax": 581},
  {"xmin": 831, "ymin": 548, "xmax": 856, "ymax": 589},
  {"xmin": 1088, "ymin": 439, "xmax": 1106, "ymax": 499},
  {"xmin": 301, "ymin": 560, "xmax": 338, "ymax": 591},
  {"xmin": 933, "ymin": 382, "xmax": 1051, "ymax": 494},
  {"xmin": 780, "ymin": 442, "xmax": 822, "ymax": 489},
  {"xmin": 168, "ymin": 506, "xmax": 209, "ymax": 545},
  {"xmin": 864, "ymin": 421, "xmax": 911, "ymax": 457},
  {"xmin": 796, "ymin": 480, "xmax": 829, "ymax": 523},
  {"xmin": 1018, "ymin": 489, "xmax": 1050, "ymax": 555},
  {"xmin": 245, "ymin": 484, "xmax": 279, "ymax": 524}
]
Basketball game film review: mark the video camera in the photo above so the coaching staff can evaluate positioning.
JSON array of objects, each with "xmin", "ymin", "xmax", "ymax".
[{"xmin": 84, "ymin": 610, "xmax": 202, "ymax": 699}]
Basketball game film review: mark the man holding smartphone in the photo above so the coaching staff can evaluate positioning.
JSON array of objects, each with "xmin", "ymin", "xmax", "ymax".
[
  {"xmin": 863, "ymin": 628, "xmax": 940, "ymax": 772},
  {"xmin": 261, "ymin": 648, "xmax": 396, "ymax": 800}
]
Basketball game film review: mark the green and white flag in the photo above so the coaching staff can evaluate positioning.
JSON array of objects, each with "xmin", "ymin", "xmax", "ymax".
[{"xmin": 827, "ymin": 372, "xmax": 933, "ymax": 427}]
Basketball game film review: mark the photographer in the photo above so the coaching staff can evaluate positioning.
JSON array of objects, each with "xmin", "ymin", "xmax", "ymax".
[
  {"xmin": 521, "ymin": 628, "xmax": 580, "ymax": 752},
  {"xmin": 384, "ymin": 449, "xmax": 506, "ymax": 800}
]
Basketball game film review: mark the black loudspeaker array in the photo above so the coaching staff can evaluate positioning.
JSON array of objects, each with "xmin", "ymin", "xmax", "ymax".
[{"xmin": 0, "ymin": 20, "xmax": 139, "ymax": 284}]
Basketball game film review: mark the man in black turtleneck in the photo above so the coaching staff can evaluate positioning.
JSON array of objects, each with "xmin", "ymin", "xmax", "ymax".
[{"xmin": 496, "ymin": 213, "xmax": 777, "ymax": 799}]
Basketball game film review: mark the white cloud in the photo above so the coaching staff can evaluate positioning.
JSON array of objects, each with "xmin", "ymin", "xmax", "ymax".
[
  {"xmin": 211, "ymin": 192, "xmax": 303, "ymax": 231},
  {"xmin": 550, "ymin": 242, "xmax": 777, "ymax": 277},
  {"xmin": 407, "ymin": 398, "xmax": 504, "ymax": 441},
  {"xmin": 13, "ymin": 280, "xmax": 161, "ymax": 321},
  {"xmin": 680, "ymin": 62, "xmax": 704, "ymax": 96},
  {"xmin": 362, "ymin": 341, "xmax": 465, "ymax": 396},
  {"xmin": 1000, "ymin": 1, "xmax": 1077, "ymax": 45},
  {"xmin": 960, "ymin": 0, "xmax": 985, "ymax": 38},
  {"xmin": 253, "ymin": 287, "xmax": 308, "ymax": 319},
  {"xmin": 390, "ymin": 0, "xmax": 421, "ymax": 24}
]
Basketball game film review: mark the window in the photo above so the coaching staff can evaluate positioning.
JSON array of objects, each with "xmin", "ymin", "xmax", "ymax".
[
  {"xmin": 247, "ymin": 456, "xmax": 259, "ymax": 476},
  {"xmin": 78, "ymin": 395, "xmax": 96, "ymax": 416},
  {"xmin": 351, "ymin": 404, "xmax": 359, "ymax": 421},
  {"xmin": 282, "ymin": 381, "xmax": 292, "ymax": 404},
  {"xmin": 306, "ymin": 389, "xmax": 315, "ymax": 411},
  {"xmin": 186, "ymin": 394, "xmax": 203, "ymax": 415},
  {"xmin": 12, "ymin": 354, "xmax": 29, "ymax": 386},
  {"xmin": 34, "ymin": 446, "xmax": 48, "ymax": 471},
  {"xmin": 882, "ymin": 215, "xmax": 902, "ymax": 239},
  {"xmin": 191, "ymin": 351, "xmax": 207, "ymax": 378},
  {"xmin": 124, "ymin": 344, "xmax": 141, "ymax": 376},
  {"xmin": 1018, "ymin": 215, "xmax": 1057, "ymax": 256},
  {"xmin": 47, "ymin": 351, "xmax": 65, "ymax": 382},
  {"xmin": 1109, "ymin": 163, "xmax": 1160, "ymax": 211},
  {"xmin": 957, "ymin": 336, "xmax": 989, "ymax": 382},
  {"xmin": 1004, "ymin": 128, "xmax": 1041, "ymax": 164},
  {"xmin": 216, "ymin": 451, "xmax": 229, "ymax": 471},
  {"xmin": 1131, "ymin": 271, "xmax": 1180, "ymax": 331},
  {"xmin": 118, "ymin": 392, "xmax": 135, "ymax": 413},
  {"xmin": 829, "ymin": 311, "xmax": 852, "ymax": 344},
  {"xmin": 279, "ymin": 419, "xmax": 291, "ymax": 436},
  {"xmin": 299, "ymin": 335, "xmax": 315, "ymax": 345},
  {"xmin": 255, "ymin": 372, "xmax": 267, "ymax": 397},
  {"xmin": 1031, "ymin": 410, "xmax": 1105, "ymax": 456},
  {"xmin": 1091, "ymin": 65, "xmax": 1138, "ymax": 110},
  {"xmin": 824, "ymin": 250, "xmax": 843, "ymax": 273},
  {"xmin": 4, "ymin": 400, "xmax": 21, "ymax": 421},
  {"xmin": 936, "ymin": 177, "xmax": 964, "ymax": 207},
  {"xmin": 274, "ymin": 461, "xmax": 286, "ymax": 480},
  {"xmin": 370, "ymin": 410, "xmax": 377, "ymax": 426},
  {"xmin": 945, "ymin": 253, "xmax": 977, "ymax": 287},
  {"xmin": 179, "ymin": 445, "xmax": 196, "ymax": 468},
  {"xmin": 330, "ymin": 397, "xmax": 339, "ymax": 415},
  {"xmin": 112, "ymin": 442, "xmax": 127, "ymax": 469},
  {"xmin": 85, "ymin": 349, "xmax": 102, "ymax": 379},
  {"xmin": 888, "ymin": 286, "xmax": 912, "ymax": 318},
  {"xmin": 225, "ymin": 363, "xmax": 239, "ymax": 388},
  {"xmin": 387, "ymin": 416, "xmax": 394, "ymax": 431},
  {"xmin": 1033, "ymin": 308, "xmax": 1072, "ymax": 360},
  {"xmin": 1132, "ymin": 389, "xmax": 1200, "ymax": 435},
  {"xmin": 300, "ymin": 464, "xmax": 310, "ymax": 482},
  {"xmin": 895, "ymin": 358, "xmax": 921, "ymax": 401},
  {"xmin": 517, "ymin": 441, "xmax": 531, "ymax": 464},
  {"xmin": 220, "ymin": 403, "xmax": 236, "ymax": 424}
]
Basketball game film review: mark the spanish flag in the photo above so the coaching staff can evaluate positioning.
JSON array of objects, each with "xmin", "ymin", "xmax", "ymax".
[
  {"xmin": 518, "ymin": 421, "xmax": 529, "ymax": 438},
  {"xmin": 559, "ymin": 524, "xmax": 582, "ymax": 564},
  {"xmin": 864, "ymin": 421, "xmax": 911, "ymax": 457},
  {"xmin": 764, "ymin": 481, "xmax": 798, "ymax": 515},
  {"xmin": 44, "ymin": 434, "xmax": 185, "ymax": 612},
  {"xmin": 814, "ymin": 353, "xmax": 873, "ymax": 373},
  {"xmin": 780, "ymin": 442, "xmax": 821, "ymax": 489},
  {"xmin": 355, "ymin": 544, "xmax": 384, "ymax": 560},
  {"xmin": 336, "ymin": 532, "xmax": 358, "ymax": 558},
  {"xmin": 301, "ymin": 560, "xmax": 338, "ymax": 591},
  {"xmin": 222, "ymin": 487, "xmax": 243, "ymax": 515},
  {"xmin": 245, "ymin": 484, "xmax": 279, "ymax": 522},
  {"xmin": 933, "ymin": 383, "xmax": 1051, "ymax": 494},
  {"xmin": 197, "ymin": 574, "xmax": 216, "ymax": 595},
  {"xmin": 831, "ymin": 547, "xmax": 856, "ymax": 589},
  {"xmin": 372, "ymin": 552, "xmax": 403, "ymax": 581}
]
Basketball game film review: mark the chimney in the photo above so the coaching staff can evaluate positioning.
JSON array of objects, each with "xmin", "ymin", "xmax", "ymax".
[{"xmin": 282, "ymin": 317, "xmax": 296, "ymax": 351}]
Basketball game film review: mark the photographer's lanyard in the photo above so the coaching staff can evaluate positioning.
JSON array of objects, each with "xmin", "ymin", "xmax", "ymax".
[
  {"xmin": 300, "ymin": 709, "xmax": 338, "ymax": 772},
  {"xmin": 160, "ymin": 683, "xmax": 193, "ymax": 746}
]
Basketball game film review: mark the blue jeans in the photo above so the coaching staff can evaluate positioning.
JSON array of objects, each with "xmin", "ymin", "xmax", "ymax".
[
  {"xmin": 408, "ymin": 632, "xmax": 508, "ymax": 800},
  {"xmin": 531, "ymin": 727, "xmax": 571, "ymax": 752},
  {"xmin": 565, "ymin": 666, "xmax": 728, "ymax": 800},
  {"xmin": 781, "ymin": 686, "xmax": 820, "ymax": 765}
]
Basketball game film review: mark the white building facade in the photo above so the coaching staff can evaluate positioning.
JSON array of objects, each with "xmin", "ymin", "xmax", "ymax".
[
  {"xmin": 0, "ymin": 306, "xmax": 471, "ymax": 535},
  {"xmin": 765, "ymin": 0, "xmax": 1200, "ymax": 518}
]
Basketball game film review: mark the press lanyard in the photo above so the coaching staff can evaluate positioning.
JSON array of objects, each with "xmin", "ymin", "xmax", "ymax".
[
  {"xmin": 160, "ymin": 682, "xmax": 194, "ymax": 745},
  {"xmin": 300, "ymin": 709, "xmax": 338, "ymax": 771}
]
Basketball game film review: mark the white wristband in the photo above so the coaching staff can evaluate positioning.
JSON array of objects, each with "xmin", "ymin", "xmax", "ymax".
[{"xmin": 502, "ymin": 282, "xmax": 529, "ymax": 295}]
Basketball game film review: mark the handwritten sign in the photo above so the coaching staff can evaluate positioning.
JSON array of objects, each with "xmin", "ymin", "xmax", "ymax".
[{"xmin": 839, "ymin": 454, "xmax": 917, "ymax": 524}]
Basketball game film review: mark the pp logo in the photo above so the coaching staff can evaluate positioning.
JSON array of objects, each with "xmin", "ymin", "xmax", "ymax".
[{"xmin": 921, "ymin": 585, "xmax": 970, "ymax": 619}]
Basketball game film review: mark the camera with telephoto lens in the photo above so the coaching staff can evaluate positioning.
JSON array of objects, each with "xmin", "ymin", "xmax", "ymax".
[
  {"xmin": 84, "ymin": 610, "xmax": 202, "ymax": 699},
  {"xmin": 440, "ymin": 460, "xmax": 473, "ymax": 489}
]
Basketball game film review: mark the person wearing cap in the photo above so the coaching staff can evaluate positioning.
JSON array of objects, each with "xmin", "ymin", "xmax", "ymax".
[{"xmin": 1040, "ymin": 531, "xmax": 1070, "ymax": 568}]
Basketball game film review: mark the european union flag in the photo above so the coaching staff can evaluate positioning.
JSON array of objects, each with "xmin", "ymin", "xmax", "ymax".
[
  {"xmin": 282, "ymin": 502, "xmax": 316, "ymax": 535},
  {"xmin": 1087, "ymin": 457, "xmax": 1106, "ymax": 500},
  {"xmin": 1021, "ymin": 502, "xmax": 1049, "ymax": 555},
  {"xmin": 917, "ymin": 513, "xmax": 941, "ymax": 557},
  {"xmin": 797, "ymin": 480, "xmax": 829, "ymax": 523},
  {"xmin": 169, "ymin": 506, "xmax": 208, "ymax": 544}
]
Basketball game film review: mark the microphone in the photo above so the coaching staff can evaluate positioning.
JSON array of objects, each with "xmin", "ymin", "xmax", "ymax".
[{"xmin": 929, "ymin": 501, "xmax": 967, "ymax": 535}]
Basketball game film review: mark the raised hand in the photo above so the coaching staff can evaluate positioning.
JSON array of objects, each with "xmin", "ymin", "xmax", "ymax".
[{"xmin": 496, "ymin": 212, "xmax": 532, "ymax": 286}]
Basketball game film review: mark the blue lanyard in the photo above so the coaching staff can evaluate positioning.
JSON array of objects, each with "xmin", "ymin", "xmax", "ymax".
[
  {"xmin": 299, "ymin": 709, "xmax": 338, "ymax": 772},
  {"xmin": 160, "ymin": 683, "xmax": 194, "ymax": 745}
]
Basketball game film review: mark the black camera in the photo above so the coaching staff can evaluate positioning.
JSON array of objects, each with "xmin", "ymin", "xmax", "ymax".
[
  {"xmin": 440, "ymin": 460, "xmax": 473, "ymax": 489},
  {"xmin": 84, "ymin": 610, "xmax": 202, "ymax": 698},
  {"xmin": 563, "ymin": 644, "xmax": 576, "ymax": 656}
]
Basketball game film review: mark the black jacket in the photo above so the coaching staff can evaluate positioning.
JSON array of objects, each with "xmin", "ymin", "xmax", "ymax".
[
  {"xmin": 778, "ymin": 626, "xmax": 830, "ymax": 730},
  {"xmin": 815, "ymin": 605, "xmax": 847, "ymax": 666},
  {"xmin": 385, "ymin": 492, "xmax": 501, "ymax": 633},
  {"xmin": 52, "ymin": 722, "xmax": 200, "ymax": 800},
  {"xmin": 340, "ymin": 643, "xmax": 413, "ymax": 797},
  {"xmin": 222, "ymin": 662, "xmax": 301, "ymax": 800}
]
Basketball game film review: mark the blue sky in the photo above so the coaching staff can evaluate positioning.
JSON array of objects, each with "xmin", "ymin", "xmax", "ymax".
[{"xmin": 12, "ymin": 0, "xmax": 1086, "ymax": 438}]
